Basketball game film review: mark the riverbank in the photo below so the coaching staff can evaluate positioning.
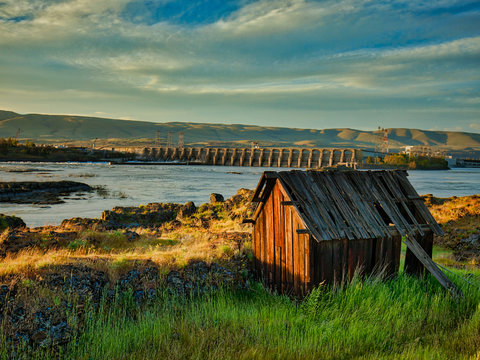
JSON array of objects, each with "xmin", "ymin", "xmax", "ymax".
[
  {"xmin": 364, "ymin": 153, "xmax": 449, "ymax": 170},
  {"xmin": 0, "ymin": 139, "xmax": 133, "ymax": 163},
  {"xmin": 0, "ymin": 190, "xmax": 478, "ymax": 358}
]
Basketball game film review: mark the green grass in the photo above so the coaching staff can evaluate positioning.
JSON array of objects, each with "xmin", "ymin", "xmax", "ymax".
[{"xmin": 5, "ymin": 272, "xmax": 480, "ymax": 360}]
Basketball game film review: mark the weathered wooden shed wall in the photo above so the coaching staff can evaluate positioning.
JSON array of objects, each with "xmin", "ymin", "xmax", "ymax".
[
  {"xmin": 252, "ymin": 179, "xmax": 404, "ymax": 295},
  {"xmin": 250, "ymin": 170, "xmax": 443, "ymax": 296},
  {"xmin": 252, "ymin": 181, "xmax": 311, "ymax": 295}
]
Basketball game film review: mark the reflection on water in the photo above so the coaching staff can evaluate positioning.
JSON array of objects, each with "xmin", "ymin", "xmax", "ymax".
[{"xmin": 1, "ymin": 163, "xmax": 479, "ymax": 227}]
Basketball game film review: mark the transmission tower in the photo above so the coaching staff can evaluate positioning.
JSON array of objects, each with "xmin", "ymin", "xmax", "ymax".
[
  {"xmin": 376, "ymin": 127, "xmax": 389, "ymax": 154},
  {"xmin": 178, "ymin": 131, "xmax": 184, "ymax": 149},
  {"xmin": 382, "ymin": 128, "xmax": 389, "ymax": 154}
]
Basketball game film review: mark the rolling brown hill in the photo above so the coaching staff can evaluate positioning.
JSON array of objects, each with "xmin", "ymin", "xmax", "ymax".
[{"xmin": 1, "ymin": 110, "xmax": 479, "ymax": 151}]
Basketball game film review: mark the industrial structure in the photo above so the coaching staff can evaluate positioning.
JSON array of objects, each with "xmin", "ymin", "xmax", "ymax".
[{"xmin": 115, "ymin": 146, "xmax": 363, "ymax": 168}]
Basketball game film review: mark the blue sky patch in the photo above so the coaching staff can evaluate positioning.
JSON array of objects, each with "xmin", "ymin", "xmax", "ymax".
[
  {"xmin": 0, "ymin": 15, "xmax": 32, "ymax": 22},
  {"xmin": 122, "ymin": 0, "xmax": 251, "ymax": 26}
]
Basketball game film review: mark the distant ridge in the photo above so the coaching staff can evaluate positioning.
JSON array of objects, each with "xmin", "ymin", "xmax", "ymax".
[{"xmin": 1, "ymin": 110, "xmax": 479, "ymax": 151}]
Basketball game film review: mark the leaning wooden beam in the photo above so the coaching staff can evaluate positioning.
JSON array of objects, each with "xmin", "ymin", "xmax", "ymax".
[{"xmin": 403, "ymin": 236, "xmax": 461, "ymax": 297}]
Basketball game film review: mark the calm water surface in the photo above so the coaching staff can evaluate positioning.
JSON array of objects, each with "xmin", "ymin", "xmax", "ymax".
[{"xmin": 1, "ymin": 162, "xmax": 479, "ymax": 227}]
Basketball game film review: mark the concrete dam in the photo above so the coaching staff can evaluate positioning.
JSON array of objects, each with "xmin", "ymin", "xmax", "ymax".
[{"xmin": 117, "ymin": 147, "xmax": 363, "ymax": 169}]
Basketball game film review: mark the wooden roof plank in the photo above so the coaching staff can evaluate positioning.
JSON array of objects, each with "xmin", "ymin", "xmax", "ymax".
[
  {"xmin": 277, "ymin": 173, "xmax": 330, "ymax": 241},
  {"xmin": 297, "ymin": 171, "xmax": 351, "ymax": 240},
  {"xmin": 334, "ymin": 172, "xmax": 381, "ymax": 239},
  {"xmin": 394, "ymin": 172, "xmax": 443, "ymax": 235},
  {"xmin": 369, "ymin": 171, "xmax": 419, "ymax": 236},
  {"xmin": 288, "ymin": 171, "xmax": 341, "ymax": 240},
  {"xmin": 302, "ymin": 172, "xmax": 349, "ymax": 239},
  {"xmin": 361, "ymin": 172, "xmax": 408, "ymax": 236},
  {"xmin": 346, "ymin": 171, "xmax": 393, "ymax": 237},
  {"xmin": 334, "ymin": 172, "xmax": 384, "ymax": 239},
  {"xmin": 250, "ymin": 169, "xmax": 442, "ymax": 242},
  {"xmin": 382, "ymin": 171, "xmax": 425, "ymax": 236},
  {"xmin": 315, "ymin": 172, "xmax": 364, "ymax": 240},
  {"xmin": 286, "ymin": 171, "xmax": 339, "ymax": 240}
]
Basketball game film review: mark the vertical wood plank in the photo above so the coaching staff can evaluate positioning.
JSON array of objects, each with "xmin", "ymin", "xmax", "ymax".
[
  {"xmin": 392, "ymin": 235, "xmax": 401, "ymax": 275},
  {"xmin": 348, "ymin": 240, "xmax": 360, "ymax": 280},
  {"xmin": 266, "ymin": 195, "xmax": 275, "ymax": 288},
  {"xmin": 331, "ymin": 239, "xmax": 343, "ymax": 284},
  {"xmin": 285, "ymin": 206, "xmax": 294, "ymax": 293},
  {"xmin": 279, "ymin": 191, "xmax": 286, "ymax": 294},
  {"xmin": 321, "ymin": 241, "xmax": 333, "ymax": 284},
  {"xmin": 252, "ymin": 223, "xmax": 257, "ymax": 273},
  {"xmin": 313, "ymin": 239, "xmax": 321, "ymax": 286},
  {"xmin": 293, "ymin": 214, "xmax": 300, "ymax": 295},
  {"xmin": 307, "ymin": 235, "xmax": 313, "ymax": 292},
  {"xmin": 273, "ymin": 185, "xmax": 283, "ymax": 291},
  {"xmin": 261, "ymin": 211, "xmax": 268, "ymax": 281}
]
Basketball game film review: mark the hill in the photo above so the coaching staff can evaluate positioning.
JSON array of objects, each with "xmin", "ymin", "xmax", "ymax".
[{"xmin": 1, "ymin": 110, "xmax": 479, "ymax": 151}]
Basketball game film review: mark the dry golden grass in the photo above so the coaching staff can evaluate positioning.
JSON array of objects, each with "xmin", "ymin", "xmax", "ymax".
[
  {"xmin": 426, "ymin": 194, "xmax": 480, "ymax": 224},
  {"xmin": 0, "ymin": 218, "xmax": 251, "ymax": 281}
]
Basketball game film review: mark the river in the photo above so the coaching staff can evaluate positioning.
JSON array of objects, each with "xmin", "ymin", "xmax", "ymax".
[{"xmin": 1, "ymin": 162, "xmax": 479, "ymax": 227}]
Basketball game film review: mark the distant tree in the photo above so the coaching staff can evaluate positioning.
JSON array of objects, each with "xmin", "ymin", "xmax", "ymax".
[{"xmin": 0, "ymin": 138, "xmax": 8, "ymax": 155}]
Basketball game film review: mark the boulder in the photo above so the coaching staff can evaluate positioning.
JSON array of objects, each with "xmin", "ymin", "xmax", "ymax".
[
  {"xmin": 124, "ymin": 230, "xmax": 140, "ymax": 242},
  {"xmin": 210, "ymin": 193, "xmax": 224, "ymax": 203},
  {"xmin": 177, "ymin": 201, "xmax": 197, "ymax": 219},
  {"xmin": 0, "ymin": 214, "xmax": 26, "ymax": 232}
]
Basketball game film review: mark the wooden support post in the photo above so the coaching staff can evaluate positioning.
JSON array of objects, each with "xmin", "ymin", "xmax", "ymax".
[
  {"xmin": 297, "ymin": 149, "xmax": 303, "ymax": 168},
  {"xmin": 340, "ymin": 150, "xmax": 345, "ymax": 163},
  {"xmin": 329, "ymin": 150, "xmax": 334, "ymax": 166},
  {"xmin": 278, "ymin": 149, "xmax": 283, "ymax": 167},
  {"xmin": 288, "ymin": 149, "xmax": 293, "ymax": 167},
  {"xmin": 403, "ymin": 236, "xmax": 461, "ymax": 297},
  {"xmin": 405, "ymin": 231, "xmax": 433, "ymax": 277},
  {"xmin": 318, "ymin": 150, "xmax": 324, "ymax": 168},
  {"xmin": 307, "ymin": 150, "xmax": 313, "ymax": 168}
]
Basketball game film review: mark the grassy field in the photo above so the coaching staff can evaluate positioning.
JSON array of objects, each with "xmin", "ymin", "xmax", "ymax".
[
  {"xmin": 0, "ymin": 194, "xmax": 478, "ymax": 359},
  {"xmin": 5, "ymin": 268, "xmax": 480, "ymax": 360}
]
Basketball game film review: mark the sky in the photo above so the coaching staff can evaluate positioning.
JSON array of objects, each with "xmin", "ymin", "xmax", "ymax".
[{"xmin": 0, "ymin": 0, "xmax": 479, "ymax": 132}]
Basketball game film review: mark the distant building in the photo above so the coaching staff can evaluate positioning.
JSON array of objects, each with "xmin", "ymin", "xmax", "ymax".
[{"xmin": 403, "ymin": 146, "xmax": 445, "ymax": 158}]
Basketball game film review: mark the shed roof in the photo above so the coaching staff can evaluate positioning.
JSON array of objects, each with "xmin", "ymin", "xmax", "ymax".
[{"xmin": 251, "ymin": 170, "xmax": 443, "ymax": 242}]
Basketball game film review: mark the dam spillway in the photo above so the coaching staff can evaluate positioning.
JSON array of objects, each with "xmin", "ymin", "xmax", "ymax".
[{"xmin": 116, "ymin": 147, "xmax": 363, "ymax": 169}]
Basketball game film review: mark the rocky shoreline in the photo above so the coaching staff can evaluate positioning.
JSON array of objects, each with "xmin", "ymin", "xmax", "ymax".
[
  {"xmin": 0, "ymin": 189, "xmax": 478, "ymax": 350},
  {"xmin": 0, "ymin": 181, "xmax": 93, "ymax": 204},
  {"xmin": 0, "ymin": 189, "xmax": 254, "ymax": 348}
]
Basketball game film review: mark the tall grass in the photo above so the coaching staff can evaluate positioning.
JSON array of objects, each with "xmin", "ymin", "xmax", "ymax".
[{"xmin": 7, "ymin": 273, "xmax": 480, "ymax": 360}]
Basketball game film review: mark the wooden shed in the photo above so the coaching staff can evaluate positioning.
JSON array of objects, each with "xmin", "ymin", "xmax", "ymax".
[{"xmin": 248, "ymin": 170, "xmax": 455, "ymax": 296}]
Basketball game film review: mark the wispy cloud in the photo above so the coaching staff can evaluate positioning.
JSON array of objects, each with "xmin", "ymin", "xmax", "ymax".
[{"xmin": 0, "ymin": 0, "xmax": 479, "ymax": 131}]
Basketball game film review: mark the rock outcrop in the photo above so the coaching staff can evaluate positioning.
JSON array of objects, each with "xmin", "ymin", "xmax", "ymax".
[
  {"xmin": 0, "ymin": 214, "xmax": 26, "ymax": 232},
  {"xmin": 0, "ymin": 181, "xmax": 92, "ymax": 204}
]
